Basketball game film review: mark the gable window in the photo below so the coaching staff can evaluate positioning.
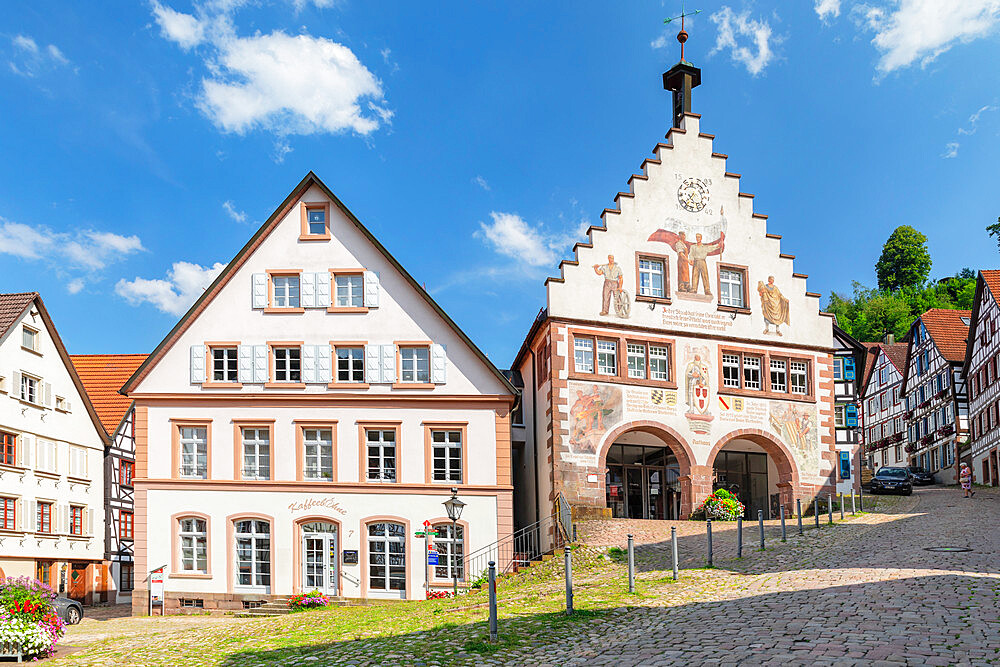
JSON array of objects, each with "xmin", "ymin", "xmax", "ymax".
[
  {"xmin": 20, "ymin": 374, "xmax": 38, "ymax": 404},
  {"xmin": 649, "ymin": 345, "xmax": 669, "ymax": 381},
  {"xmin": 637, "ymin": 256, "xmax": 666, "ymax": 299},
  {"xmin": 718, "ymin": 267, "xmax": 747, "ymax": 308},
  {"xmin": 307, "ymin": 208, "xmax": 326, "ymax": 235},
  {"xmin": 300, "ymin": 202, "xmax": 331, "ymax": 239},
  {"xmin": 596, "ymin": 340, "xmax": 617, "ymax": 376},
  {"xmin": 178, "ymin": 426, "xmax": 208, "ymax": 479},
  {"xmin": 626, "ymin": 343, "xmax": 646, "ymax": 379},
  {"xmin": 179, "ymin": 517, "xmax": 208, "ymax": 572},
  {"xmin": 336, "ymin": 346, "xmax": 365, "ymax": 383},
  {"xmin": 430, "ymin": 429, "xmax": 462, "ymax": 483},
  {"xmin": 120, "ymin": 460, "xmax": 135, "ymax": 486},
  {"xmin": 0, "ymin": 431, "xmax": 14, "ymax": 466},
  {"xmin": 212, "ymin": 347, "xmax": 238, "ymax": 383},
  {"xmin": 120, "ymin": 511, "xmax": 134, "ymax": 540},
  {"xmin": 35, "ymin": 440, "xmax": 57, "ymax": 473},
  {"xmin": 365, "ymin": 429, "xmax": 397, "ymax": 482},
  {"xmin": 769, "ymin": 359, "xmax": 787, "ymax": 393},
  {"xmin": 273, "ymin": 347, "xmax": 302, "ymax": 382},
  {"xmin": 334, "ymin": 274, "xmax": 364, "ymax": 308},
  {"xmin": 272, "ymin": 275, "xmax": 300, "ymax": 308},
  {"xmin": 302, "ymin": 428, "xmax": 334, "ymax": 480},
  {"xmin": 399, "ymin": 346, "xmax": 430, "ymax": 384},
  {"xmin": 37, "ymin": 502, "xmax": 52, "ymax": 533},
  {"xmin": 22, "ymin": 326, "xmax": 39, "ymax": 352},
  {"xmin": 69, "ymin": 506, "xmax": 84, "ymax": 536},
  {"xmin": 241, "ymin": 427, "xmax": 271, "ymax": 480},
  {"xmin": 574, "ymin": 338, "xmax": 594, "ymax": 374}
]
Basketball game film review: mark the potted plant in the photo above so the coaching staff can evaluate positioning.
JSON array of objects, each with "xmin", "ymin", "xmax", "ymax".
[
  {"xmin": 0, "ymin": 577, "xmax": 65, "ymax": 660},
  {"xmin": 693, "ymin": 489, "xmax": 745, "ymax": 521}
]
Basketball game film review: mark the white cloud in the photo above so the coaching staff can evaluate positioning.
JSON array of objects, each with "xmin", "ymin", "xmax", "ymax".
[
  {"xmin": 815, "ymin": 0, "xmax": 841, "ymax": 21},
  {"xmin": 151, "ymin": 2, "xmax": 389, "ymax": 138},
  {"xmin": 66, "ymin": 279, "xmax": 85, "ymax": 294},
  {"xmin": 116, "ymin": 261, "xmax": 226, "ymax": 316},
  {"xmin": 710, "ymin": 7, "xmax": 775, "ymax": 76},
  {"xmin": 222, "ymin": 200, "xmax": 247, "ymax": 223},
  {"xmin": 942, "ymin": 141, "xmax": 959, "ymax": 158},
  {"xmin": 0, "ymin": 219, "xmax": 143, "ymax": 269},
  {"xmin": 8, "ymin": 34, "xmax": 71, "ymax": 77},
  {"xmin": 474, "ymin": 212, "xmax": 587, "ymax": 268},
  {"xmin": 13, "ymin": 35, "xmax": 38, "ymax": 54},
  {"xmin": 855, "ymin": 0, "xmax": 1000, "ymax": 73},
  {"xmin": 958, "ymin": 104, "xmax": 998, "ymax": 135},
  {"xmin": 651, "ymin": 32, "xmax": 672, "ymax": 50},
  {"xmin": 472, "ymin": 175, "xmax": 490, "ymax": 191},
  {"xmin": 271, "ymin": 140, "xmax": 293, "ymax": 163}
]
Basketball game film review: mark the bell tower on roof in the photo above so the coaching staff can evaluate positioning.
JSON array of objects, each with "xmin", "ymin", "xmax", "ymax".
[{"xmin": 662, "ymin": 6, "xmax": 702, "ymax": 129}]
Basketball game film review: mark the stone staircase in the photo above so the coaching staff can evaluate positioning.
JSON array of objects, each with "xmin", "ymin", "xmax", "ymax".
[{"xmin": 236, "ymin": 596, "xmax": 364, "ymax": 618}]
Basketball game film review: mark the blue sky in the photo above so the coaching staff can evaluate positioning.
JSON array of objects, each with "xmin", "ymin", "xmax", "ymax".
[{"xmin": 2, "ymin": 1, "xmax": 999, "ymax": 365}]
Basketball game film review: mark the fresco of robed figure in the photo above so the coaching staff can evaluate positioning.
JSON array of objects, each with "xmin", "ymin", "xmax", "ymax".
[{"xmin": 649, "ymin": 219, "xmax": 725, "ymax": 299}]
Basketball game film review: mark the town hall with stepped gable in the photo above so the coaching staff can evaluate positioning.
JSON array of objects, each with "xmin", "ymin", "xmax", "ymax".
[{"xmin": 511, "ymin": 38, "xmax": 847, "ymax": 527}]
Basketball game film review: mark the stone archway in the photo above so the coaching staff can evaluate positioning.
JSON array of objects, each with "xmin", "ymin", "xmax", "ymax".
[
  {"xmin": 707, "ymin": 428, "xmax": 802, "ymax": 515},
  {"xmin": 597, "ymin": 420, "xmax": 698, "ymax": 518}
]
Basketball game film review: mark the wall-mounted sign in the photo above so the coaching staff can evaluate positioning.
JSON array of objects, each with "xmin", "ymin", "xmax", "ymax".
[
  {"xmin": 343, "ymin": 550, "xmax": 359, "ymax": 565},
  {"xmin": 427, "ymin": 550, "xmax": 439, "ymax": 566},
  {"xmin": 287, "ymin": 498, "xmax": 348, "ymax": 515}
]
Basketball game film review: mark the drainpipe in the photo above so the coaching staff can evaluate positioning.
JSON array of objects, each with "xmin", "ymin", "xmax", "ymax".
[{"xmin": 528, "ymin": 349, "xmax": 541, "ymax": 527}]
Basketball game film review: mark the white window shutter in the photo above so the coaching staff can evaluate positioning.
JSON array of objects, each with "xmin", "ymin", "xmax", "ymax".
[
  {"xmin": 364, "ymin": 271, "xmax": 380, "ymax": 308},
  {"xmin": 16, "ymin": 434, "xmax": 28, "ymax": 466},
  {"xmin": 315, "ymin": 272, "xmax": 331, "ymax": 307},
  {"xmin": 65, "ymin": 399, "xmax": 71, "ymax": 413},
  {"xmin": 253, "ymin": 345, "xmax": 268, "ymax": 383},
  {"xmin": 190, "ymin": 345, "xmax": 206, "ymax": 384},
  {"xmin": 301, "ymin": 272, "xmax": 316, "ymax": 308},
  {"xmin": 380, "ymin": 344, "xmax": 396, "ymax": 384},
  {"xmin": 43, "ymin": 382, "xmax": 52, "ymax": 408},
  {"xmin": 302, "ymin": 345, "xmax": 317, "ymax": 384},
  {"xmin": 431, "ymin": 344, "xmax": 447, "ymax": 384},
  {"xmin": 252, "ymin": 273, "xmax": 267, "ymax": 309},
  {"xmin": 12, "ymin": 371, "xmax": 20, "ymax": 399},
  {"xmin": 315, "ymin": 345, "xmax": 332, "ymax": 383},
  {"xmin": 86, "ymin": 508, "xmax": 93, "ymax": 536},
  {"xmin": 365, "ymin": 345, "xmax": 381, "ymax": 383},
  {"xmin": 16, "ymin": 499, "xmax": 24, "ymax": 531},
  {"xmin": 61, "ymin": 504, "xmax": 69, "ymax": 534},
  {"xmin": 238, "ymin": 345, "xmax": 254, "ymax": 383}
]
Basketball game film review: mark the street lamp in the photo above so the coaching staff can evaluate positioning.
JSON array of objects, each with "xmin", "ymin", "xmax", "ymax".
[{"xmin": 443, "ymin": 487, "xmax": 466, "ymax": 596}]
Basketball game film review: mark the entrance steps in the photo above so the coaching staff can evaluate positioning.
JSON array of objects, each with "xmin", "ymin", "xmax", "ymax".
[{"xmin": 236, "ymin": 596, "xmax": 365, "ymax": 618}]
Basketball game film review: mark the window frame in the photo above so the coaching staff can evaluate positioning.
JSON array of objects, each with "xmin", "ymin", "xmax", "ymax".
[
  {"xmin": 0, "ymin": 496, "xmax": 15, "ymax": 531},
  {"xmin": 232, "ymin": 516, "xmax": 273, "ymax": 591},
  {"xmin": 396, "ymin": 343, "xmax": 432, "ymax": 386},
  {"xmin": 295, "ymin": 420, "xmax": 338, "ymax": 482},
  {"xmin": 327, "ymin": 269, "xmax": 369, "ymax": 313},
  {"xmin": 233, "ymin": 421, "xmax": 275, "ymax": 481},
  {"xmin": 120, "ymin": 459, "xmax": 135, "ymax": 487},
  {"xmin": 20, "ymin": 373, "xmax": 39, "ymax": 405},
  {"xmin": 299, "ymin": 201, "xmax": 332, "ymax": 240},
  {"xmin": 120, "ymin": 510, "xmax": 134, "ymax": 540},
  {"xmin": 120, "ymin": 563, "xmax": 135, "ymax": 592},
  {"xmin": 21, "ymin": 325, "xmax": 40, "ymax": 354},
  {"xmin": 634, "ymin": 252, "xmax": 671, "ymax": 304},
  {"xmin": 568, "ymin": 328, "xmax": 676, "ymax": 389},
  {"xmin": 267, "ymin": 342, "xmax": 304, "ymax": 387},
  {"xmin": 170, "ymin": 419, "xmax": 212, "ymax": 480},
  {"xmin": 717, "ymin": 346, "xmax": 815, "ymax": 401},
  {"xmin": 424, "ymin": 422, "xmax": 467, "ymax": 484},
  {"xmin": 430, "ymin": 520, "xmax": 468, "ymax": 584},
  {"xmin": 716, "ymin": 263, "xmax": 750, "ymax": 313},
  {"xmin": 69, "ymin": 505, "xmax": 84, "ymax": 536},
  {"xmin": 173, "ymin": 513, "xmax": 211, "ymax": 576},
  {"xmin": 330, "ymin": 341, "xmax": 369, "ymax": 387},
  {"xmin": 265, "ymin": 270, "xmax": 305, "ymax": 313},
  {"xmin": 360, "ymin": 423, "xmax": 401, "ymax": 483},
  {"xmin": 36, "ymin": 501, "xmax": 53, "ymax": 534},
  {"xmin": 0, "ymin": 431, "xmax": 15, "ymax": 467},
  {"xmin": 205, "ymin": 343, "xmax": 241, "ymax": 387}
]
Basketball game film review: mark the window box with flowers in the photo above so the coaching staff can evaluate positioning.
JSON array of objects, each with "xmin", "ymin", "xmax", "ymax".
[
  {"xmin": 0, "ymin": 576, "xmax": 65, "ymax": 659},
  {"xmin": 904, "ymin": 443, "xmax": 917, "ymax": 453},
  {"xmin": 920, "ymin": 434, "xmax": 934, "ymax": 446},
  {"xmin": 937, "ymin": 425, "xmax": 955, "ymax": 437},
  {"xmin": 934, "ymin": 389, "xmax": 948, "ymax": 400},
  {"xmin": 918, "ymin": 400, "xmax": 931, "ymax": 409}
]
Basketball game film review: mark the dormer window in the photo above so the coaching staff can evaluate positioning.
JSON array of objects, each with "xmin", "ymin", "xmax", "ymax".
[{"xmin": 299, "ymin": 202, "xmax": 331, "ymax": 240}]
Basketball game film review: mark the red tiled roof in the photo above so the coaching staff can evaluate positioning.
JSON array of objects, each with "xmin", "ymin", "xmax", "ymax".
[
  {"xmin": 920, "ymin": 309, "xmax": 971, "ymax": 363},
  {"xmin": 70, "ymin": 354, "xmax": 148, "ymax": 434},
  {"xmin": 0, "ymin": 292, "xmax": 37, "ymax": 339},
  {"xmin": 860, "ymin": 342, "xmax": 909, "ymax": 392},
  {"xmin": 982, "ymin": 270, "xmax": 1000, "ymax": 303}
]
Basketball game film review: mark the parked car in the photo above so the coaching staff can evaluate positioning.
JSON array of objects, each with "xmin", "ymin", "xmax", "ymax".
[
  {"xmin": 869, "ymin": 467, "xmax": 913, "ymax": 495},
  {"xmin": 906, "ymin": 466, "xmax": 935, "ymax": 485},
  {"xmin": 53, "ymin": 597, "xmax": 83, "ymax": 624}
]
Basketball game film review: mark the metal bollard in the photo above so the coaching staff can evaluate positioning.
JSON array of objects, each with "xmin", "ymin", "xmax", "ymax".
[
  {"xmin": 814, "ymin": 499, "xmax": 820, "ymax": 528},
  {"xmin": 758, "ymin": 509, "xmax": 765, "ymax": 551},
  {"xmin": 840, "ymin": 493, "xmax": 845, "ymax": 520},
  {"xmin": 671, "ymin": 526, "xmax": 679, "ymax": 580},
  {"xmin": 564, "ymin": 546, "xmax": 573, "ymax": 615},
  {"xmin": 851, "ymin": 491, "xmax": 856, "ymax": 515},
  {"xmin": 828, "ymin": 494, "xmax": 834, "ymax": 525},
  {"xmin": 780, "ymin": 504, "xmax": 787, "ymax": 542},
  {"xmin": 797, "ymin": 498, "xmax": 803, "ymax": 536},
  {"xmin": 488, "ymin": 561, "xmax": 498, "ymax": 642},
  {"xmin": 573, "ymin": 523, "xmax": 578, "ymax": 543},
  {"xmin": 859, "ymin": 488, "xmax": 863, "ymax": 512},
  {"xmin": 627, "ymin": 534, "xmax": 635, "ymax": 593},
  {"xmin": 706, "ymin": 519, "xmax": 714, "ymax": 567},
  {"xmin": 736, "ymin": 516, "xmax": 743, "ymax": 558}
]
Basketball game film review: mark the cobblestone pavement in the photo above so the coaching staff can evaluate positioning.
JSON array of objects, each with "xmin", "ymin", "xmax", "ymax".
[{"xmin": 539, "ymin": 486, "xmax": 1000, "ymax": 666}]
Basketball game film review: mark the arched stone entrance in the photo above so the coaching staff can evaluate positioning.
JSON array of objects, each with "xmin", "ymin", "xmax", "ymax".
[
  {"xmin": 598, "ymin": 421, "xmax": 696, "ymax": 519},
  {"xmin": 707, "ymin": 428, "xmax": 801, "ymax": 518}
]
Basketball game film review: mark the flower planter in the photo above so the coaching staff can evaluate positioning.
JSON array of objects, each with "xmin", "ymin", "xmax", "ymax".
[{"xmin": 0, "ymin": 576, "xmax": 65, "ymax": 659}]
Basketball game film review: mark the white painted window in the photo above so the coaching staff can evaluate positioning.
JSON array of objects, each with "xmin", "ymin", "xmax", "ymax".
[
  {"xmin": 722, "ymin": 354, "xmax": 740, "ymax": 388},
  {"xmin": 833, "ymin": 357, "xmax": 843, "ymax": 380},
  {"xmin": 20, "ymin": 374, "xmax": 38, "ymax": 404},
  {"xmin": 790, "ymin": 361, "xmax": 808, "ymax": 395},
  {"xmin": 179, "ymin": 518, "xmax": 207, "ymax": 572},
  {"xmin": 212, "ymin": 347, "xmax": 238, "ymax": 383},
  {"xmin": 638, "ymin": 258, "xmax": 665, "ymax": 298},
  {"xmin": 272, "ymin": 275, "xmax": 300, "ymax": 308},
  {"xmin": 334, "ymin": 274, "xmax": 364, "ymax": 308},
  {"xmin": 36, "ymin": 439, "xmax": 57, "ymax": 473},
  {"xmin": 574, "ymin": 338, "xmax": 594, "ymax": 374},
  {"xmin": 367, "ymin": 522, "xmax": 405, "ymax": 592},
  {"xmin": 365, "ymin": 429, "xmax": 397, "ymax": 482},
  {"xmin": 770, "ymin": 359, "xmax": 787, "ymax": 393},
  {"xmin": 399, "ymin": 347, "xmax": 430, "ymax": 383},
  {"xmin": 433, "ymin": 523, "xmax": 464, "ymax": 580},
  {"xmin": 719, "ymin": 269, "xmax": 744, "ymax": 308},
  {"xmin": 22, "ymin": 326, "xmax": 38, "ymax": 352},
  {"xmin": 627, "ymin": 343, "xmax": 646, "ymax": 379},
  {"xmin": 597, "ymin": 340, "xmax": 617, "ymax": 376},
  {"xmin": 649, "ymin": 345, "xmax": 669, "ymax": 381},
  {"xmin": 274, "ymin": 347, "xmax": 301, "ymax": 382},
  {"xmin": 303, "ymin": 428, "xmax": 334, "ymax": 480},
  {"xmin": 336, "ymin": 346, "xmax": 365, "ymax": 383},
  {"xmin": 431, "ymin": 430, "xmax": 462, "ymax": 483},
  {"xmin": 834, "ymin": 405, "xmax": 845, "ymax": 427},
  {"xmin": 742, "ymin": 356, "xmax": 762, "ymax": 390},
  {"xmin": 69, "ymin": 446, "xmax": 87, "ymax": 478},
  {"xmin": 241, "ymin": 428, "xmax": 270, "ymax": 480},
  {"xmin": 235, "ymin": 519, "xmax": 270, "ymax": 589},
  {"xmin": 55, "ymin": 396, "xmax": 67, "ymax": 411},
  {"xmin": 306, "ymin": 208, "xmax": 326, "ymax": 235},
  {"xmin": 179, "ymin": 427, "xmax": 208, "ymax": 479}
]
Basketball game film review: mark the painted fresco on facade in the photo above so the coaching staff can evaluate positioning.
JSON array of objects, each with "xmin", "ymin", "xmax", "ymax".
[
  {"xmin": 648, "ymin": 207, "xmax": 727, "ymax": 302},
  {"xmin": 768, "ymin": 401, "xmax": 818, "ymax": 470},
  {"xmin": 758, "ymin": 276, "xmax": 790, "ymax": 335},
  {"xmin": 592, "ymin": 254, "xmax": 630, "ymax": 318},
  {"xmin": 568, "ymin": 382, "xmax": 624, "ymax": 454},
  {"xmin": 682, "ymin": 344, "xmax": 714, "ymax": 434}
]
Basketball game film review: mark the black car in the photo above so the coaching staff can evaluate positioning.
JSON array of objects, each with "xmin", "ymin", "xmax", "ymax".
[
  {"xmin": 53, "ymin": 597, "xmax": 83, "ymax": 624},
  {"xmin": 869, "ymin": 467, "xmax": 913, "ymax": 495},
  {"xmin": 907, "ymin": 466, "xmax": 935, "ymax": 485}
]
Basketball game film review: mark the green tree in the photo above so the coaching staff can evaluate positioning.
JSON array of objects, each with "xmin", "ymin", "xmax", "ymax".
[
  {"xmin": 988, "ymin": 217, "xmax": 1000, "ymax": 251},
  {"xmin": 875, "ymin": 226, "xmax": 932, "ymax": 291}
]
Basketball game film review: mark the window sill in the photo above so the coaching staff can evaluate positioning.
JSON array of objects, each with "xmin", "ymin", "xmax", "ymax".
[
  {"xmin": 635, "ymin": 295, "xmax": 671, "ymax": 306},
  {"xmin": 0, "ymin": 529, "xmax": 26, "ymax": 537},
  {"xmin": 0, "ymin": 463, "xmax": 27, "ymax": 473},
  {"xmin": 202, "ymin": 382, "xmax": 243, "ymax": 389},
  {"xmin": 392, "ymin": 383, "xmax": 436, "ymax": 390},
  {"xmin": 34, "ymin": 470, "xmax": 60, "ymax": 480},
  {"xmin": 17, "ymin": 399, "xmax": 44, "ymax": 410},
  {"xmin": 263, "ymin": 307, "xmax": 305, "ymax": 314},
  {"xmin": 21, "ymin": 346, "xmax": 43, "ymax": 357},
  {"xmin": 326, "ymin": 306, "xmax": 369, "ymax": 314},
  {"xmin": 66, "ymin": 475, "xmax": 91, "ymax": 485},
  {"xmin": 717, "ymin": 388, "xmax": 815, "ymax": 403},
  {"xmin": 264, "ymin": 382, "xmax": 307, "ymax": 389},
  {"xmin": 327, "ymin": 382, "xmax": 370, "ymax": 390},
  {"xmin": 67, "ymin": 535, "xmax": 92, "ymax": 541},
  {"xmin": 169, "ymin": 572, "xmax": 213, "ymax": 579},
  {"xmin": 429, "ymin": 580, "xmax": 468, "ymax": 587},
  {"xmin": 567, "ymin": 372, "xmax": 677, "ymax": 390},
  {"xmin": 717, "ymin": 305, "xmax": 752, "ymax": 315},
  {"xmin": 34, "ymin": 532, "xmax": 58, "ymax": 539},
  {"xmin": 298, "ymin": 234, "xmax": 331, "ymax": 242}
]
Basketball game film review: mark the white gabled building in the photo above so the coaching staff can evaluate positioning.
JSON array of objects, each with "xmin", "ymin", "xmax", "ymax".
[
  {"xmin": 121, "ymin": 173, "xmax": 516, "ymax": 614},
  {"xmin": 0, "ymin": 292, "xmax": 109, "ymax": 604},
  {"xmin": 859, "ymin": 340, "xmax": 909, "ymax": 471},
  {"xmin": 962, "ymin": 270, "xmax": 1000, "ymax": 486}
]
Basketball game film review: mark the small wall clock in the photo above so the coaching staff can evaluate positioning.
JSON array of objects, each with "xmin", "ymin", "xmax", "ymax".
[{"xmin": 677, "ymin": 177, "xmax": 709, "ymax": 213}]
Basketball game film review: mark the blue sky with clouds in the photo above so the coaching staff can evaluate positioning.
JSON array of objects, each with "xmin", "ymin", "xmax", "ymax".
[{"xmin": 2, "ymin": 1, "xmax": 999, "ymax": 365}]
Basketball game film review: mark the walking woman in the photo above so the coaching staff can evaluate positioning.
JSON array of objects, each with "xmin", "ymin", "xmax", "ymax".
[{"xmin": 960, "ymin": 462, "xmax": 975, "ymax": 498}]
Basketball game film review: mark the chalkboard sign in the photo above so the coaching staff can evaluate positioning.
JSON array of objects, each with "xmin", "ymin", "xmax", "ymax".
[{"xmin": 343, "ymin": 550, "xmax": 359, "ymax": 565}]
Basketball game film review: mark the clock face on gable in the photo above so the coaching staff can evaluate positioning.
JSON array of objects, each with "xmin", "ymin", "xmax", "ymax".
[{"xmin": 677, "ymin": 177, "xmax": 709, "ymax": 213}]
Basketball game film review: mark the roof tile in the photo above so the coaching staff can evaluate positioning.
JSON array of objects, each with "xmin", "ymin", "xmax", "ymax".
[
  {"xmin": 70, "ymin": 354, "xmax": 148, "ymax": 434},
  {"xmin": 0, "ymin": 292, "xmax": 38, "ymax": 339},
  {"xmin": 920, "ymin": 308, "xmax": 971, "ymax": 363}
]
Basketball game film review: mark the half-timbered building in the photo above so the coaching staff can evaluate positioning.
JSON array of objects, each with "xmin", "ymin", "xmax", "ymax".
[
  {"xmin": 832, "ymin": 326, "xmax": 865, "ymax": 494},
  {"xmin": 962, "ymin": 270, "xmax": 1000, "ymax": 485},
  {"xmin": 859, "ymin": 340, "xmax": 909, "ymax": 471}
]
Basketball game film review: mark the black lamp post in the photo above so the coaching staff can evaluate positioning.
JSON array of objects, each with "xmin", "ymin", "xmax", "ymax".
[{"xmin": 443, "ymin": 487, "xmax": 466, "ymax": 596}]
